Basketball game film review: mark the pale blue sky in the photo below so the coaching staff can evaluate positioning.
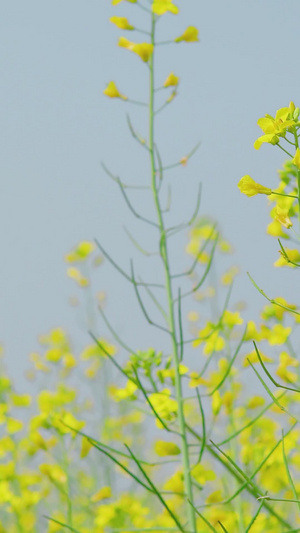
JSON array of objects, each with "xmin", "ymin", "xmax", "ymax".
[{"xmin": 1, "ymin": 0, "xmax": 300, "ymax": 381}]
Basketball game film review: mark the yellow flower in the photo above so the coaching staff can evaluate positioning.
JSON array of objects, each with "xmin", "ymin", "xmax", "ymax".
[
  {"xmin": 152, "ymin": 0, "xmax": 179, "ymax": 15},
  {"xmin": 238, "ymin": 175, "xmax": 272, "ymax": 197},
  {"xmin": 39, "ymin": 463, "xmax": 67, "ymax": 484},
  {"xmin": 67, "ymin": 267, "xmax": 89, "ymax": 287},
  {"xmin": 212, "ymin": 390, "xmax": 222, "ymax": 416},
  {"xmin": 154, "ymin": 440, "xmax": 180, "ymax": 456},
  {"xmin": 267, "ymin": 219, "xmax": 288, "ymax": 237},
  {"xmin": 254, "ymin": 106, "xmax": 296, "ymax": 150},
  {"xmin": 163, "ymin": 470, "xmax": 184, "ymax": 494},
  {"xmin": 274, "ymin": 247, "xmax": 300, "ymax": 267},
  {"xmin": 175, "ymin": 26, "xmax": 199, "ymax": 43},
  {"xmin": 163, "ymin": 72, "xmax": 179, "ymax": 87},
  {"xmin": 103, "ymin": 81, "xmax": 128, "ymax": 100},
  {"xmin": 274, "ymin": 206, "xmax": 292, "ymax": 228},
  {"xmin": 247, "ymin": 396, "xmax": 265, "ymax": 409},
  {"xmin": 191, "ymin": 463, "xmax": 216, "ymax": 484},
  {"xmin": 206, "ymin": 490, "xmax": 223, "ymax": 504},
  {"xmin": 91, "ymin": 486, "xmax": 112, "ymax": 502},
  {"xmin": 267, "ymin": 324, "xmax": 291, "ymax": 345},
  {"xmin": 109, "ymin": 380, "xmax": 138, "ymax": 402},
  {"xmin": 243, "ymin": 349, "xmax": 273, "ymax": 367},
  {"xmin": 149, "ymin": 389, "xmax": 177, "ymax": 425},
  {"xmin": 65, "ymin": 241, "xmax": 95, "ymax": 262},
  {"xmin": 109, "ymin": 16, "xmax": 134, "ymax": 30},
  {"xmin": 6, "ymin": 418, "xmax": 23, "ymax": 434},
  {"xmin": 222, "ymin": 310, "xmax": 243, "ymax": 328},
  {"xmin": 293, "ymin": 147, "xmax": 300, "ymax": 169},
  {"xmin": 189, "ymin": 371, "xmax": 209, "ymax": 388},
  {"xmin": 118, "ymin": 37, "xmax": 153, "ymax": 62}
]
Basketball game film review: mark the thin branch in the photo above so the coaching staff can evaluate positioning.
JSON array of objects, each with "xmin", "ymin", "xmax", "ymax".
[
  {"xmin": 175, "ymin": 237, "xmax": 218, "ymax": 301},
  {"xmin": 253, "ymin": 341, "xmax": 300, "ymax": 394},
  {"xmin": 131, "ymin": 366, "xmax": 173, "ymax": 433},
  {"xmin": 95, "ymin": 239, "xmax": 164, "ymax": 289},
  {"xmin": 177, "ymin": 288, "xmax": 184, "ymax": 362},
  {"xmin": 124, "ymin": 226, "xmax": 155, "ymax": 256},
  {"xmin": 88, "ymin": 331, "xmax": 137, "ymax": 385},
  {"xmin": 172, "ymin": 223, "xmax": 217, "ymax": 279},
  {"xmin": 101, "ymin": 161, "xmax": 150, "ymax": 190},
  {"xmin": 162, "ymin": 141, "xmax": 201, "ymax": 172},
  {"xmin": 206, "ymin": 327, "xmax": 247, "ymax": 396},
  {"xmin": 125, "ymin": 444, "xmax": 186, "ymax": 533},
  {"xmin": 138, "ymin": 276, "xmax": 169, "ymax": 323},
  {"xmin": 130, "ymin": 260, "xmax": 170, "ymax": 333},
  {"xmin": 116, "ymin": 176, "xmax": 158, "ymax": 228},
  {"xmin": 96, "ymin": 305, "xmax": 136, "ymax": 354},
  {"xmin": 195, "ymin": 388, "xmax": 206, "ymax": 464},
  {"xmin": 247, "ymin": 272, "xmax": 300, "ymax": 316},
  {"xmin": 127, "ymin": 114, "xmax": 149, "ymax": 150}
]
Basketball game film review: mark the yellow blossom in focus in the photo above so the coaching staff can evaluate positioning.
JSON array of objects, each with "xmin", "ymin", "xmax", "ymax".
[
  {"xmin": 267, "ymin": 219, "xmax": 288, "ymax": 237},
  {"xmin": 110, "ymin": 16, "xmax": 134, "ymax": 30},
  {"xmin": 103, "ymin": 81, "xmax": 128, "ymax": 100},
  {"xmin": 238, "ymin": 175, "xmax": 272, "ymax": 197},
  {"xmin": 274, "ymin": 206, "xmax": 292, "ymax": 228},
  {"xmin": 118, "ymin": 37, "xmax": 153, "ymax": 62},
  {"xmin": 274, "ymin": 247, "xmax": 300, "ymax": 267},
  {"xmin": 175, "ymin": 26, "xmax": 199, "ymax": 42},
  {"xmin": 254, "ymin": 106, "xmax": 296, "ymax": 150},
  {"xmin": 163, "ymin": 72, "xmax": 179, "ymax": 87},
  {"xmin": 152, "ymin": 0, "xmax": 179, "ymax": 15}
]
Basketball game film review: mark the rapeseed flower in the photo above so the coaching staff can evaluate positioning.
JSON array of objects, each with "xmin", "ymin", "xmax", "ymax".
[
  {"xmin": 254, "ymin": 105, "xmax": 297, "ymax": 150},
  {"xmin": 103, "ymin": 81, "xmax": 128, "ymax": 100},
  {"xmin": 238, "ymin": 175, "xmax": 272, "ymax": 197},
  {"xmin": 152, "ymin": 0, "xmax": 179, "ymax": 15},
  {"xmin": 118, "ymin": 37, "xmax": 153, "ymax": 62}
]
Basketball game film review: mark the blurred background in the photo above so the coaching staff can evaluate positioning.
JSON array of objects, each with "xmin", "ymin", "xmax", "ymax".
[{"xmin": 1, "ymin": 0, "xmax": 300, "ymax": 383}]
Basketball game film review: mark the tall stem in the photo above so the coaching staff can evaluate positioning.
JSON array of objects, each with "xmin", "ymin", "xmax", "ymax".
[{"xmin": 148, "ymin": 13, "xmax": 197, "ymax": 533}]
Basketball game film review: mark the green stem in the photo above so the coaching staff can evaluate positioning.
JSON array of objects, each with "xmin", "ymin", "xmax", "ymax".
[{"xmin": 148, "ymin": 13, "xmax": 196, "ymax": 533}]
